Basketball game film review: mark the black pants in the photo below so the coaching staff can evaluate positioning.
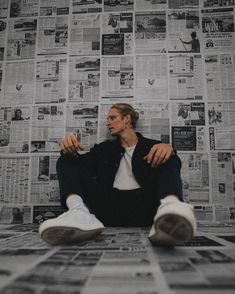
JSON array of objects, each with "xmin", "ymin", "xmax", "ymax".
[{"xmin": 56, "ymin": 155, "xmax": 183, "ymax": 227}]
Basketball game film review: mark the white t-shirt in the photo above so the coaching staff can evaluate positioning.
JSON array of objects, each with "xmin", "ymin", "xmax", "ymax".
[{"xmin": 113, "ymin": 145, "xmax": 141, "ymax": 190}]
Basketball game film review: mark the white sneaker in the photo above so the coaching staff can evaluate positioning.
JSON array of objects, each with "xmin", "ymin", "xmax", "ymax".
[
  {"xmin": 148, "ymin": 196, "xmax": 197, "ymax": 246},
  {"xmin": 39, "ymin": 207, "xmax": 105, "ymax": 245}
]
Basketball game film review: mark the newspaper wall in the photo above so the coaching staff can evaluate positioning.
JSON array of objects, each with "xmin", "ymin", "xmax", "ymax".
[
  {"xmin": 169, "ymin": 54, "xmax": 204, "ymax": 100},
  {"xmin": 0, "ymin": 0, "xmax": 8, "ymax": 19},
  {"xmin": 3, "ymin": 60, "xmax": 35, "ymax": 105},
  {"xmin": 135, "ymin": 55, "xmax": 168, "ymax": 101},
  {"xmin": 37, "ymin": 15, "xmax": 68, "ymax": 55},
  {"xmin": 205, "ymin": 53, "xmax": 235, "ymax": 100},
  {"xmin": 31, "ymin": 104, "xmax": 65, "ymax": 152},
  {"xmin": 7, "ymin": 18, "xmax": 37, "ymax": 60},
  {"xmin": 201, "ymin": 8, "xmax": 235, "ymax": 52},
  {"xmin": 0, "ymin": 18, "xmax": 6, "ymax": 61},
  {"xmin": 168, "ymin": 10, "xmax": 200, "ymax": 53},
  {"xmin": 66, "ymin": 103, "xmax": 99, "ymax": 150},
  {"xmin": 35, "ymin": 55, "xmax": 67, "ymax": 103},
  {"xmin": 101, "ymin": 56, "xmax": 134, "ymax": 100},
  {"xmin": 102, "ymin": 12, "xmax": 133, "ymax": 55},
  {"xmin": 135, "ymin": 11, "xmax": 167, "ymax": 54},
  {"xmin": 0, "ymin": 106, "xmax": 30, "ymax": 153},
  {"xmin": 39, "ymin": 0, "xmax": 70, "ymax": 16},
  {"xmin": 68, "ymin": 56, "xmax": 100, "ymax": 102},
  {"xmin": 70, "ymin": 13, "xmax": 100, "ymax": 56},
  {"xmin": 0, "ymin": 0, "xmax": 235, "ymax": 225}
]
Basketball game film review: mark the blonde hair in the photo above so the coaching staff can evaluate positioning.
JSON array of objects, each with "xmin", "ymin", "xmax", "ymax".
[{"xmin": 110, "ymin": 103, "xmax": 139, "ymax": 129}]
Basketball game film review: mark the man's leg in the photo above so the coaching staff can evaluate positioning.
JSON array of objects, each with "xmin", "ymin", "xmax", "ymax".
[
  {"xmin": 144, "ymin": 155, "xmax": 197, "ymax": 246},
  {"xmin": 39, "ymin": 155, "xmax": 117, "ymax": 245}
]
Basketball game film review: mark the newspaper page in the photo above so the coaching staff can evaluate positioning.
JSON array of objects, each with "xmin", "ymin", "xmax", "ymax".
[
  {"xmin": 135, "ymin": 102, "xmax": 170, "ymax": 142},
  {"xmin": 102, "ymin": 12, "xmax": 133, "ymax": 55},
  {"xmin": 39, "ymin": 0, "xmax": 70, "ymax": 16},
  {"xmin": 0, "ymin": 106, "xmax": 30, "ymax": 154},
  {"xmin": 0, "ymin": 226, "xmax": 235, "ymax": 292},
  {"xmin": 214, "ymin": 205, "xmax": 231, "ymax": 223},
  {"xmin": 0, "ymin": 205, "xmax": 31, "ymax": 224},
  {"xmin": 10, "ymin": 0, "xmax": 39, "ymax": 18},
  {"xmin": 37, "ymin": 16, "xmax": 68, "ymax": 55},
  {"xmin": 70, "ymin": 14, "xmax": 100, "ymax": 56},
  {"xmin": 101, "ymin": 56, "xmax": 134, "ymax": 100},
  {"xmin": 0, "ymin": 156, "xmax": 30, "ymax": 206},
  {"xmin": 68, "ymin": 57, "xmax": 100, "ymax": 102},
  {"xmin": 135, "ymin": 11, "xmax": 166, "ymax": 54},
  {"xmin": 31, "ymin": 105, "xmax": 65, "ymax": 153},
  {"xmin": 3, "ymin": 60, "xmax": 35, "ymax": 105},
  {"xmin": 179, "ymin": 152, "xmax": 210, "ymax": 204},
  {"xmin": 30, "ymin": 155, "xmax": 60, "ymax": 205},
  {"xmin": 203, "ymin": 0, "xmax": 235, "ymax": 8},
  {"xmin": 0, "ymin": 19, "xmax": 6, "ymax": 60},
  {"xmin": 0, "ymin": 62, "xmax": 3, "ymax": 101},
  {"xmin": 135, "ymin": 55, "xmax": 167, "ymax": 101},
  {"xmin": 168, "ymin": 10, "xmax": 200, "ymax": 53},
  {"xmin": 194, "ymin": 204, "xmax": 214, "ymax": 223},
  {"xmin": 158, "ymin": 247, "xmax": 235, "ymax": 289},
  {"xmin": 136, "ymin": 0, "xmax": 167, "ymax": 10},
  {"xmin": 201, "ymin": 8, "xmax": 235, "ymax": 52},
  {"xmin": 169, "ymin": 0, "xmax": 199, "ymax": 9},
  {"xmin": 211, "ymin": 152, "xmax": 234, "ymax": 208},
  {"xmin": 208, "ymin": 101, "xmax": 235, "ymax": 150},
  {"xmin": 172, "ymin": 126, "xmax": 206, "ymax": 151},
  {"xmin": 98, "ymin": 102, "xmax": 169, "ymax": 143},
  {"xmin": 0, "ymin": 0, "xmax": 8, "ymax": 18},
  {"xmin": 33, "ymin": 205, "xmax": 64, "ymax": 223},
  {"xmin": 72, "ymin": 0, "xmax": 102, "ymax": 14},
  {"xmin": 35, "ymin": 56, "xmax": 67, "ymax": 104},
  {"xmin": 169, "ymin": 54, "xmax": 204, "ymax": 100},
  {"xmin": 205, "ymin": 54, "xmax": 235, "ymax": 101},
  {"xmin": 104, "ymin": 0, "xmax": 134, "ymax": 13},
  {"xmin": 7, "ymin": 18, "xmax": 37, "ymax": 60},
  {"xmin": 66, "ymin": 103, "xmax": 98, "ymax": 151},
  {"xmin": 171, "ymin": 102, "xmax": 205, "ymax": 126},
  {"xmin": 0, "ymin": 245, "xmax": 49, "ymax": 288}
]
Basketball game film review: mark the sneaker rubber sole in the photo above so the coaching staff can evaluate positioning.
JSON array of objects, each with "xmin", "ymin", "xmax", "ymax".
[
  {"xmin": 149, "ymin": 213, "xmax": 194, "ymax": 246},
  {"xmin": 41, "ymin": 226, "xmax": 104, "ymax": 246}
]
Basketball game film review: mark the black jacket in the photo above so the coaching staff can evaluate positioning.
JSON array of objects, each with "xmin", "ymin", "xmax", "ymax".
[{"xmin": 66, "ymin": 133, "xmax": 181, "ymax": 188}]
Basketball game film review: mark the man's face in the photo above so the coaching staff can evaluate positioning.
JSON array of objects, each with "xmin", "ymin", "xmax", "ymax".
[
  {"xmin": 106, "ymin": 108, "xmax": 127, "ymax": 136},
  {"xmin": 15, "ymin": 110, "xmax": 22, "ymax": 119}
]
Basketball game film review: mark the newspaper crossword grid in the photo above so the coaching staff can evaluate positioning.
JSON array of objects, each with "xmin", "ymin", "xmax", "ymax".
[{"xmin": 0, "ymin": 225, "xmax": 235, "ymax": 294}]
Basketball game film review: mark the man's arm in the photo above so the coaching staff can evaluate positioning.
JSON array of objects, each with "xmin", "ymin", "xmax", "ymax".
[{"xmin": 143, "ymin": 143, "xmax": 174, "ymax": 168}]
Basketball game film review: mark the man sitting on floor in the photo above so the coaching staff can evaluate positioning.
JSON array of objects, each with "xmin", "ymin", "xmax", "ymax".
[{"xmin": 39, "ymin": 103, "xmax": 196, "ymax": 246}]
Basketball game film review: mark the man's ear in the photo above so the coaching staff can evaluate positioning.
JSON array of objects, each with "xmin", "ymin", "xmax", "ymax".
[{"xmin": 124, "ymin": 114, "xmax": 131, "ymax": 125}]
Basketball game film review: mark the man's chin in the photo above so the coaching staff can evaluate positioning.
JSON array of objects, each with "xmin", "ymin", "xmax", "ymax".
[{"xmin": 109, "ymin": 130, "xmax": 117, "ymax": 137}]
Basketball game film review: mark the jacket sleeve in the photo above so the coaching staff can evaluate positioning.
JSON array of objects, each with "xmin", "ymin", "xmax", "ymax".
[{"xmin": 60, "ymin": 143, "xmax": 102, "ymax": 177}]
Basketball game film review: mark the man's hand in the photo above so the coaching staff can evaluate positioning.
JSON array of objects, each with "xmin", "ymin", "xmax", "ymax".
[
  {"xmin": 59, "ymin": 134, "xmax": 84, "ymax": 154},
  {"xmin": 143, "ymin": 143, "xmax": 173, "ymax": 167}
]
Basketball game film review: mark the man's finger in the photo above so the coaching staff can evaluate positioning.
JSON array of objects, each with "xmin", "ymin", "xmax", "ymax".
[
  {"xmin": 59, "ymin": 134, "xmax": 85, "ymax": 153},
  {"xmin": 146, "ymin": 147, "xmax": 156, "ymax": 164},
  {"xmin": 151, "ymin": 150, "xmax": 163, "ymax": 167},
  {"xmin": 155, "ymin": 148, "xmax": 165, "ymax": 165},
  {"xmin": 62, "ymin": 137, "xmax": 75, "ymax": 153}
]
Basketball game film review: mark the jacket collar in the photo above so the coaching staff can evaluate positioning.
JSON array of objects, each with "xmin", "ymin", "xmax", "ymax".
[{"xmin": 112, "ymin": 132, "xmax": 144, "ymax": 148}]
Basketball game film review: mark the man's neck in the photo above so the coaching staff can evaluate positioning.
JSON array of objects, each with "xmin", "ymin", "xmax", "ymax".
[{"xmin": 120, "ymin": 130, "xmax": 138, "ymax": 148}]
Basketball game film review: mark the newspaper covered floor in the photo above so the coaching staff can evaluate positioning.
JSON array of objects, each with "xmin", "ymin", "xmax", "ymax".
[{"xmin": 0, "ymin": 224, "xmax": 235, "ymax": 294}]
